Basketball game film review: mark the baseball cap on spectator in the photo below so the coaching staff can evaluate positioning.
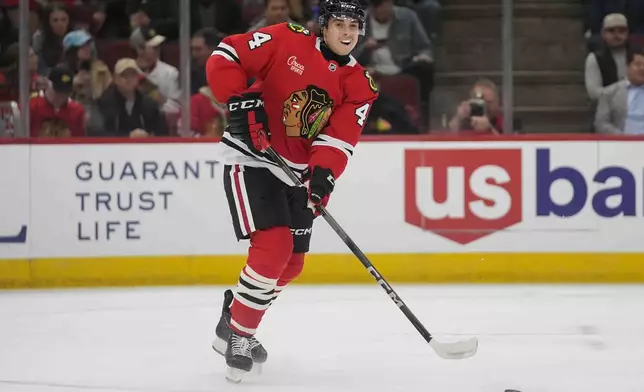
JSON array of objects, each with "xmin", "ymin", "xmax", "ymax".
[
  {"xmin": 114, "ymin": 58, "xmax": 144, "ymax": 75},
  {"xmin": 63, "ymin": 30, "xmax": 93, "ymax": 51},
  {"xmin": 603, "ymin": 13, "xmax": 628, "ymax": 30},
  {"xmin": 130, "ymin": 26, "xmax": 166, "ymax": 48},
  {"xmin": 48, "ymin": 66, "xmax": 74, "ymax": 94}
]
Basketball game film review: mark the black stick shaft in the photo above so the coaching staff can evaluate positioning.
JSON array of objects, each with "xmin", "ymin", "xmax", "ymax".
[{"xmin": 264, "ymin": 147, "xmax": 434, "ymax": 343}]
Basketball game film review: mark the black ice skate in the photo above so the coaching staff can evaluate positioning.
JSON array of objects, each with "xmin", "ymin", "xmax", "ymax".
[
  {"xmin": 225, "ymin": 331, "xmax": 254, "ymax": 383},
  {"xmin": 211, "ymin": 289, "xmax": 268, "ymax": 364}
]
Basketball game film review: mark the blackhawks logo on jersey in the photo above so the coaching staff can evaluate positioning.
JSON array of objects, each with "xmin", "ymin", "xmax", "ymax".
[{"xmin": 282, "ymin": 85, "xmax": 333, "ymax": 139}]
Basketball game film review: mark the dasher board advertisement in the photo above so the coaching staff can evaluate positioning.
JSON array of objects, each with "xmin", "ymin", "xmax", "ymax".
[{"xmin": 0, "ymin": 139, "xmax": 643, "ymax": 258}]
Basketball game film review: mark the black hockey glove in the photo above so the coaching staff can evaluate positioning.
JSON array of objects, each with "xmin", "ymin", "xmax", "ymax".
[
  {"xmin": 226, "ymin": 92, "xmax": 270, "ymax": 153},
  {"xmin": 308, "ymin": 166, "xmax": 335, "ymax": 206}
]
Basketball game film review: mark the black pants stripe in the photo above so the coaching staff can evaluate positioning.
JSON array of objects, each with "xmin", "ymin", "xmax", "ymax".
[{"xmin": 223, "ymin": 164, "xmax": 314, "ymax": 253}]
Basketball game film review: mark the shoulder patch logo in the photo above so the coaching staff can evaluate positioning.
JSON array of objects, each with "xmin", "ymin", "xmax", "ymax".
[
  {"xmin": 364, "ymin": 70, "xmax": 378, "ymax": 93},
  {"xmin": 286, "ymin": 22, "xmax": 311, "ymax": 36}
]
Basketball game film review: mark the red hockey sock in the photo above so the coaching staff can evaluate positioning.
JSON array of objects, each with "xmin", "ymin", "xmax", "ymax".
[
  {"xmin": 272, "ymin": 252, "xmax": 305, "ymax": 301},
  {"xmin": 230, "ymin": 226, "xmax": 292, "ymax": 336}
]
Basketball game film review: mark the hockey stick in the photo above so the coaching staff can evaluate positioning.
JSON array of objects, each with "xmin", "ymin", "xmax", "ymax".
[{"xmin": 262, "ymin": 145, "xmax": 478, "ymax": 360}]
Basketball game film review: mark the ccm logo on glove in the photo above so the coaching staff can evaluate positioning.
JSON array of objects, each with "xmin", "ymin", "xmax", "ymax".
[
  {"xmin": 228, "ymin": 99, "xmax": 264, "ymax": 111},
  {"xmin": 226, "ymin": 92, "xmax": 271, "ymax": 153}
]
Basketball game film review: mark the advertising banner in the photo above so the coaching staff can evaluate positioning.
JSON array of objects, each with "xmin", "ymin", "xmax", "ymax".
[
  {"xmin": 27, "ymin": 143, "xmax": 249, "ymax": 258},
  {"xmin": 2, "ymin": 139, "xmax": 644, "ymax": 260}
]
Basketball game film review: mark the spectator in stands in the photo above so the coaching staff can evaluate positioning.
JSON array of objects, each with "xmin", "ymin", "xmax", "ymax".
[
  {"xmin": 93, "ymin": 58, "xmax": 168, "ymax": 138},
  {"xmin": 305, "ymin": 0, "xmax": 321, "ymax": 33},
  {"xmin": 585, "ymin": 0, "xmax": 644, "ymax": 42},
  {"xmin": 180, "ymin": 86, "xmax": 226, "ymax": 139},
  {"xmin": 30, "ymin": 65, "xmax": 86, "ymax": 137},
  {"xmin": 448, "ymin": 78, "xmax": 503, "ymax": 135},
  {"xmin": 413, "ymin": 0, "xmax": 441, "ymax": 40},
  {"xmin": 594, "ymin": 47, "xmax": 644, "ymax": 134},
  {"xmin": 62, "ymin": 29, "xmax": 111, "ymax": 135},
  {"xmin": 394, "ymin": 0, "xmax": 441, "ymax": 40},
  {"xmin": 33, "ymin": 2, "xmax": 72, "ymax": 75},
  {"xmin": 86, "ymin": 1, "xmax": 108, "ymax": 36},
  {"xmin": 95, "ymin": 0, "xmax": 131, "ymax": 39},
  {"xmin": 0, "ymin": 44, "xmax": 41, "ymax": 101},
  {"xmin": 190, "ymin": 0, "xmax": 245, "ymax": 36},
  {"xmin": 130, "ymin": 26, "xmax": 181, "ymax": 116},
  {"xmin": 0, "ymin": 5, "xmax": 20, "ymax": 68},
  {"xmin": 355, "ymin": 0, "xmax": 434, "ymax": 127},
  {"xmin": 288, "ymin": 0, "xmax": 313, "ymax": 24},
  {"xmin": 248, "ymin": 0, "xmax": 296, "ymax": 31},
  {"xmin": 67, "ymin": 1, "xmax": 103, "ymax": 35},
  {"xmin": 126, "ymin": 0, "xmax": 245, "ymax": 40},
  {"xmin": 33, "ymin": 1, "xmax": 107, "ymax": 35},
  {"xmin": 62, "ymin": 29, "xmax": 111, "ymax": 103},
  {"xmin": 585, "ymin": 13, "xmax": 630, "ymax": 101},
  {"xmin": 0, "ymin": 1, "xmax": 39, "ymax": 61},
  {"xmin": 126, "ymin": 2, "xmax": 153, "ymax": 33},
  {"xmin": 191, "ymin": 28, "xmax": 221, "ymax": 95},
  {"xmin": 363, "ymin": 92, "xmax": 419, "ymax": 134}
]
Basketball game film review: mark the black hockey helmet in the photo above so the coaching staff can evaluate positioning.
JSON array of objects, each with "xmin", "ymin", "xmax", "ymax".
[{"xmin": 318, "ymin": 0, "xmax": 367, "ymax": 35}]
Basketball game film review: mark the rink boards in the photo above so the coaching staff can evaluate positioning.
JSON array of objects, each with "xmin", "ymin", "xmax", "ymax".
[{"xmin": 2, "ymin": 136, "xmax": 644, "ymax": 287}]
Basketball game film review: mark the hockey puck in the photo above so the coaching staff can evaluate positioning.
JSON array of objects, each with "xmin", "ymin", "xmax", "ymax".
[{"xmin": 505, "ymin": 390, "xmax": 521, "ymax": 392}]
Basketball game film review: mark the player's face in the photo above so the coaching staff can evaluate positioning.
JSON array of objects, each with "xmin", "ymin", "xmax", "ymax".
[{"xmin": 323, "ymin": 18, "xmax": 360, "ymax": 56}]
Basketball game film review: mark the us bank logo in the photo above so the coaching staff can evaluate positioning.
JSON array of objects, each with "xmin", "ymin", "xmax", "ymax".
[
  {"xmin": 0, "ymin": 225, "xmax": 27, "ymax": 243},
  {"xmin": 405, "ymin": 146, "xmax": 644, "ymax": 245},
  {"xmin": 405, "ymin": 148, "xmax": 523, "ymax": 245}
]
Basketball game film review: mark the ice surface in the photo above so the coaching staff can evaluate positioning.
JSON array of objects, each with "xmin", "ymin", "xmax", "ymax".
[{"xmin": 1, "ymin": 284, "xmax": 643, "ymax": 392}]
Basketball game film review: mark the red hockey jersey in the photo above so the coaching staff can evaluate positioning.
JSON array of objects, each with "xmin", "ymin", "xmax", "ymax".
[{"xmin": 206, "ymin": 22, "xmax": 378, "ymax": 185}]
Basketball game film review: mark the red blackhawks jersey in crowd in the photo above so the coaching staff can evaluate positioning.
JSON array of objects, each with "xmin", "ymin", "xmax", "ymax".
[{"xmin": 206, "ymin": 22, "xmax": 379, "ymax": 185}]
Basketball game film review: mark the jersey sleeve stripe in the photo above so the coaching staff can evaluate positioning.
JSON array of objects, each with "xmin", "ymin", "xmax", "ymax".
[
  {"xmin": 312, "ymin": 134, "xmax": 354, "ymax": 158},
  {"xmin": 211, "ymin": 49, "xmax": 238, "ymax": 63},
  {"xmin": 211, "ymin": 44, "xmax": 240, "ymax": 64},
  {"xmin": 311, "ymin": 143, "xmax": 352, "ymax": 161},
  {"xmin": 217, "ymin": 42, "xmax": 239, "ymax": 60}
]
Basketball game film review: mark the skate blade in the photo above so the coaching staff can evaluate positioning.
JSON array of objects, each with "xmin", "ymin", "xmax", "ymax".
[
  {"xmin": 212, "ymin": 337, "xmax": 227, "ymax": 356},
  {"xmin": 226, "ymin": 366, "xmax": 249, "ymax": 383}
]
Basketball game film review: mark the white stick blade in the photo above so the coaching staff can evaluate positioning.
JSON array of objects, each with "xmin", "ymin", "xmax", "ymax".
[{"xmin": 429, "ymin": 337, "xmax": 478, "ymax": 359}]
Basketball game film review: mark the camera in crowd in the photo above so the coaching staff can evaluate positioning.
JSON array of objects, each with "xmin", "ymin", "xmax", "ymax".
[{"xmin": 469, "ymin": 91, "xmax": 486, "ymax": 117}]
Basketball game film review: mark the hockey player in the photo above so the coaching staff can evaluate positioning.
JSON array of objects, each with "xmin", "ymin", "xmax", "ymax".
[{"xmin": 206, "ymin": 0, "xmax": 378, "ymax": 383}]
